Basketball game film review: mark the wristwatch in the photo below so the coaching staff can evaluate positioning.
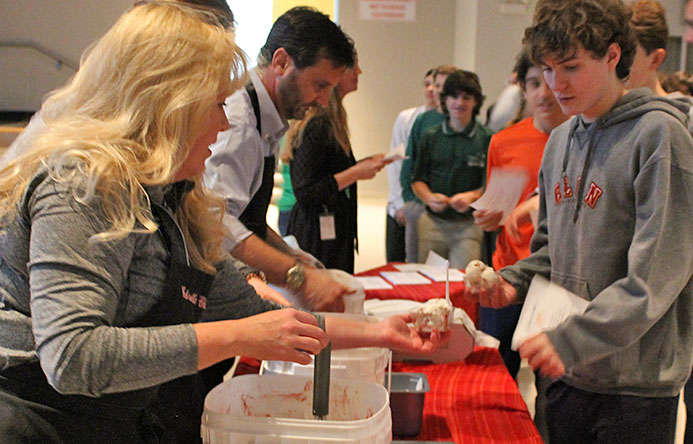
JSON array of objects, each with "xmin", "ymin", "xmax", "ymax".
[{"xmin": 285, "ymin": 262, "xmax": 306, "ymax": 291}]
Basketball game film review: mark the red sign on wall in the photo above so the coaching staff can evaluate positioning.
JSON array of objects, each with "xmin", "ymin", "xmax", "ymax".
[{"xmin": 359, "ymin": 0, "xmax": 416, "ymax": 22}]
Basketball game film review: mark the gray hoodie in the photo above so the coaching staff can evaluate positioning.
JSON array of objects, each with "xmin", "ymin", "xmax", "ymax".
[{"xmin": 501, "ymin": 88, "xmax": 693, "ymax": 397}]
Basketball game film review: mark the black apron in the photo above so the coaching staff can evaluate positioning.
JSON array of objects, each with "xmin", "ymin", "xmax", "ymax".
[
  {"xmin": 238, "ymin": 82, "xmax": 275, "ymax": 240},
  {"xmin": 0, "ymin": 182, "xmax": 214, "ymax": 444}
]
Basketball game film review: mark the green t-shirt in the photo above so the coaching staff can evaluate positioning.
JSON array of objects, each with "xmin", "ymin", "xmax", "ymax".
[
  {"xmin": 399, "ymin": 109, "xmax": 446, "ymax": 203},
  {"xmin": 277, "ymin": 162, "xmax": 296, "ymax": 212},
  {"xmin": 411, "ymin": 120, "xmax": 492, "ymax": 219}
]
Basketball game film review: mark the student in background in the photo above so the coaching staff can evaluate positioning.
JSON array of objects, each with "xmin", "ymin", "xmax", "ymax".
[
  {"xmin": 386, "ymin": 68, "xmax": 436, "ymax": 263},
  {"xmin": 411, "ymin": 70, "xmax": 492, "ymax": 268},
  {"xmin": 626, "ymin": 0, "xmax": 693, "ymax": 135},
  {"xmin": 399, "ymin": 64, "xmax": 458, "ymax": 263},
  {"xmin": 467, "ymin": 1, "xmax": 693, "ymax": 442}
]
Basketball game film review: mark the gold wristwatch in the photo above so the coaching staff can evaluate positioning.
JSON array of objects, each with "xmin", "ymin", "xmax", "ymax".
[{"xmin": 285, "ymin": 262, "xmax": 306, "ymax": 291}]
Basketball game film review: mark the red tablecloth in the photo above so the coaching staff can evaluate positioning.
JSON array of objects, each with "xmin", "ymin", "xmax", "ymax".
[
  {"xmin": 236, "ymin": 348, "xmax": 542, "ymax": 443},
  {"xmin": 356, "ymin": 262, "xmax": 479, "ymax": 326},
  {"xmin": 392, "ymin": 348, "xmax": 542, "ymax": 443}
]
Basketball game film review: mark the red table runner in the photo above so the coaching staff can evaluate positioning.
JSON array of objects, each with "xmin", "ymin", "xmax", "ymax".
[
  {"xmin": 393, "ymin": 347, "xmax": 542, "ymax": 443},
  {"xmin": 356, "ymin": 262, "xmax": 479, "ymax": 326}
]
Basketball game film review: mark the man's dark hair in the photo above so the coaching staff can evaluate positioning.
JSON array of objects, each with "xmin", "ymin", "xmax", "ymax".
[
  {"xmin": 523, "ymin": 0, "xmax": 636, "ymax": 80},
  {"xmin": 440, "ymin": 70, "xmax": 485, "ymax": 119},
  {"xmin": 629, "ymin": 0, "xmax": 669, "ymax": 54},
  {"xmin": 181, "ymin": 0, "xmax": 234, "ymax": 29},
  {"xmin": 514, "ymin": 49, "xmax": 534, "ymax": 88},
  {"xmin": 258, "ymin": 7, "xmax": 354, "ymax": 69}
]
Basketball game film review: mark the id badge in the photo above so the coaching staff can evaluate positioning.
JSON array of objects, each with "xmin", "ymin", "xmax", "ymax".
[{"xmin": 319, "ymin": 213, "xmax": 336, "ymax": 240}]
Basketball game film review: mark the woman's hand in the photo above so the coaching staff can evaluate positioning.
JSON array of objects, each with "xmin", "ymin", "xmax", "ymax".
[
  {"xmin": 376, "ymin": 314, "xmax": 451, "ymax": 354},
  {"xmin": 194, "ymin": 308, "xmax": 329, "ymax": 369},
  {"xmin": 353, "ymin": 154, "xmax": 389, "ymax": 180},
  {"xmin": 473, "ymin": 208, "xmax": 504, "ymax": 231}
]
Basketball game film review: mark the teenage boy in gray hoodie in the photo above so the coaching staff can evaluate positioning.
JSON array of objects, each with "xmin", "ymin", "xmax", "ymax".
[{"xmin": 465, "ymin": 1, "xmax": 693, "ymax": 442}]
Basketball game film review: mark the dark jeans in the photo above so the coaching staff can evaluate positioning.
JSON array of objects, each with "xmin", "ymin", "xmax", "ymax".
[
  {"xmin": 479, "ymin": 304, "xmax": 522, "ymax": 378},
  {"xmin": 386, "ymin": 214, "xmax": 405, "ymax": 263},
  {"xmin": 546, "ymin": 380, "xmax": 679, "ymax": 444},
  {"xmin": 278, "ymin": 210, "xmax": 291, "ymax": 237}
]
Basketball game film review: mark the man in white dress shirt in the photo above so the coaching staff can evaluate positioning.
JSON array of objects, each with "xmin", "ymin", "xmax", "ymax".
[
  {"xmin": 204, "ymin": 7, "xmax": 355, "ymax": 312},
  {"xmin": 385, "ymin": 68, "xmax": 436, "ymax": 262}
]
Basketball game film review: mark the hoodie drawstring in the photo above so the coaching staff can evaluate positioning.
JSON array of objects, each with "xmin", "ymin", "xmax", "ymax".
[{"xmin": 561, "ymin": 118, "xmax": 602, "ymax": 223}]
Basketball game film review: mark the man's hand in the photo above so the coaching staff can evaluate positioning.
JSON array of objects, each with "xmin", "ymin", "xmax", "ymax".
[
  {"xmin": 506, "ymin": 194, "xmax": 539, "ymax": 241},
  {"xmin": 519, "ymin": 332, "xmax": 566, "ymax": 379},
  {"xmin": 426, "ymin": 193, "xmax": 450, "ymax": 213},
  {"xmin": 395, "ymin": 207, "xmax": 407, "ymax": 226},
  {"xmin": 473, "ymin": 208, "xmax": 504, "ymax": 231},
  {"xmin": 463, "ymin": 274, "xmax": 517, "ymax": 308},
  {"xmin": 299, "ymin": 267, "xmax": 351, "ymax": 312},
  {"xmin": 448, "ymin": 192, "xmax": 474, "ymax": 213}
]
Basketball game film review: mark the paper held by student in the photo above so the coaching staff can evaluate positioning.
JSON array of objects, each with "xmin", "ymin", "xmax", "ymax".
[
  {"xmin": 471, "ymin": 168, "xmax": 528, "ymax": 225},
  {"xmin": 384, "ymin": 143, "xmax": 407, "ymax": 161},
  {"xmin": 511, "ymin": 275, "xmax": 589, "ymax": 351}
]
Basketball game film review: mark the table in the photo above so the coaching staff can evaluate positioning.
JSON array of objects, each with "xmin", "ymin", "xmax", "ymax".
[
  {"xmin": 392, "ymin": 347, "xmax": 542, "ymax": 443},
  {"xmin": 235, "ymin": 348, "xmax": 542, "ymax": 443},
  {"xmin": 356, "ymin": 262, "xmax": 479, "ymax": 326}
]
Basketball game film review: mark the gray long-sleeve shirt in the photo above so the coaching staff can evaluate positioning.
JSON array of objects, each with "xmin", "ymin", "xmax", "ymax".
[{"xmin": 0, "ymin": 170, "xmax": 275, "ymax": 397}]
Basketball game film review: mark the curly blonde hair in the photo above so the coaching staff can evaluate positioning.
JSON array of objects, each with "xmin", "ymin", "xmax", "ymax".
[{"xmin": 0, "ymin": 1, "xmax": 247, "ymax": 273}]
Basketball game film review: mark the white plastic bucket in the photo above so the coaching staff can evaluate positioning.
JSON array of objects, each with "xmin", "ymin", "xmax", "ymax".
[
  {"xmin": 201, "ymin": 374, "xmax": 392, "ymax": 444},
  {"xmin": 261, "ymin": 346, "xmax": 390, "ymax": 384}
]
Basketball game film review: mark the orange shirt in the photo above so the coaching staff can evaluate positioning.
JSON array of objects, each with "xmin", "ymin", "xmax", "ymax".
[{"xmin": 487, "ymin": 118, "xmax": 548, "ymax": 270}]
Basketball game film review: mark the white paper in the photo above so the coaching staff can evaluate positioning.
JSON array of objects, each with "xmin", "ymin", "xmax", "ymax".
[
  {"xmin": 380, "ymin": 271, "xmax": 431, "ymax": 285},
  {"xmin": 393, "ymin": 263, "xmax": 427, "ymax": 272},
  {"xmin": 424, "ymin": 250, "xmax": 448, "ymax": 268},
  {"xmin": 470, "ymin": 168, "xmax": 529, "ymax": 225},
  {"xmin": 384, "ymin": 143, "xmax": 407, "ymax": 161},
  {"xmin": 511, "ymin": 275, "xmax": 589, "ymax": 350},
  {"xmin": 354, "ymin": 276, "xmax": 393, "ymax": 290},
  {"xmin": 418, "ymin": 268, "xmax": 465, "ymax": 282},
  {"xmin": 417, "ymin": 251, "xmax": 464, "ymax": 281}
]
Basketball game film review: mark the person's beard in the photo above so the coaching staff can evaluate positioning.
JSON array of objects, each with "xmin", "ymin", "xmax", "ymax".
[{"xmin": 277, "ymin": 70, "xmax": 310, "ymax": 120}]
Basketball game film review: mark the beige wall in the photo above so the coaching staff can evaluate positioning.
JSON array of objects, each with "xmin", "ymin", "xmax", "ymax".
[
  {"xmin": 1, "ymin": 0, "xmax": 689, "ymax": 198},
  {"xmin": 336, "ymin": 0, "xmax": 457, "ymax": 198}
]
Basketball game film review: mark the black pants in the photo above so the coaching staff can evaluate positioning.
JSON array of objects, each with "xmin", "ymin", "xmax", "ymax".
[
  {"xmin": 546, "ymin": 380, "xmax": 679, "ymax": 444},
  {"xmin": 385, "ymin": 214, "xmax": 405, "ymax": 263}
]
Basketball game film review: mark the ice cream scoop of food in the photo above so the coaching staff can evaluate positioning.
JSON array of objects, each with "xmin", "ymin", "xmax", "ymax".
[
  {"xmin": 410, "ymin": 298, "xmax": 452, "ymax": 332},
  {"xmin": 464, "ymin": 260, "xmax": 486, "ymax": 288},
  {"xmin": 464, "ymin": 260, "xmax": 499, "ymax": 290}
]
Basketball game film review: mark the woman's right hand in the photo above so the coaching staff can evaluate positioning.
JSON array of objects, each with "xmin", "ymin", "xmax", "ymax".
[
  {"xmin": 194, "ymin": 309, "xmax": 329, "ymax": 369},
  {"xmin": 353, "ymin": 154, "xmax": 388, "ymax": 180}
]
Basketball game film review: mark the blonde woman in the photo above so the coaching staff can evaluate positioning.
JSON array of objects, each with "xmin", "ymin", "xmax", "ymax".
[
  {"xmin": 0, "ymin": 6, "xmax": 445, "ymax": 442},
  {"xmin": 286, "ymin": 58, "xmax": 390, "ymax": 273}
]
